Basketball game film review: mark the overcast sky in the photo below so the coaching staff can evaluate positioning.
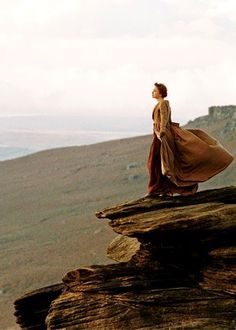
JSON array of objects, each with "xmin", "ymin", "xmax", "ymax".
[{"xmin": 0, "ymin": 0, "xmax": 235, "ymax": 123}]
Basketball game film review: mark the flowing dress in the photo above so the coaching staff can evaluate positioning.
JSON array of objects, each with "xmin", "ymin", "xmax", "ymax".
[{"xmin": 147, "ymin": 100, "xmax": 234, "ymax": 196}]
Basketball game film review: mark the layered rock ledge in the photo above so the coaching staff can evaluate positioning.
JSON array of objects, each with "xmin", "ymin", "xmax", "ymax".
[{"xmin": 14, "ymin": 186, "xmax": 236, "ymax": 329}]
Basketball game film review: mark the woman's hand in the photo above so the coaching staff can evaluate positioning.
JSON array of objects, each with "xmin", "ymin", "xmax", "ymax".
[{"xmin": 160, "ymin": 130, "xmax": 166, "ymax": 138}]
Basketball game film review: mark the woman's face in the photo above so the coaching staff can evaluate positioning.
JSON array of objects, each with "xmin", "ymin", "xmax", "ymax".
[{"xmin": 152, "ymin": 86, "xmax": 162, "ymax": 99}]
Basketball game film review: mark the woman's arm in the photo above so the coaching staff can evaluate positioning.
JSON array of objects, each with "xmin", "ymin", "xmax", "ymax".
[{"xmin": 159, "ymin": 100, "xmax": 169, "ymax": 135}]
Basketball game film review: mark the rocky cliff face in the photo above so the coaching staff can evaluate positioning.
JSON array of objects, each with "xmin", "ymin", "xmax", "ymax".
[
  {"xmin": 14, "ymin": 186, "xmax": 236, "ymax": 329},
  {"xmin": 208, "ymin": 105, "xmax": 236, "ymax": 121},
  {"xmin": 185, "ymin": 105, "xmax": 236, "ymax": 136}
]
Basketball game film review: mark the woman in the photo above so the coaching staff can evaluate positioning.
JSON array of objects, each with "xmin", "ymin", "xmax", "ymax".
[{"xmin": 145, "ymin": 82, "xmax": 234, "ymax": 197}]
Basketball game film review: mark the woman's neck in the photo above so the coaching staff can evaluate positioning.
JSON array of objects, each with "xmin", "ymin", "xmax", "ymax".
[{"xmin": 157, "ymin": 97, "xmax": 164, "ymax": 104}]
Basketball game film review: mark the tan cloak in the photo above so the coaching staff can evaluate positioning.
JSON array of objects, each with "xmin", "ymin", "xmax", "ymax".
[{"xmin": 149, "ymin": 99, "xmax": 234, "ymax": 192}]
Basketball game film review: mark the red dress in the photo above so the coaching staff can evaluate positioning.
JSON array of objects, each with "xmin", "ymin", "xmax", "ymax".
[{"xmin": 147, "ymin": 100, "xmax": 234, "ymax": 196}]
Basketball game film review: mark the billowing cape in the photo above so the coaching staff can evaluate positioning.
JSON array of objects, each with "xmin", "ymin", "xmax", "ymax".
[{"xmin": 156, "ymin": 121, "xmax": 234, "ymax": 187}]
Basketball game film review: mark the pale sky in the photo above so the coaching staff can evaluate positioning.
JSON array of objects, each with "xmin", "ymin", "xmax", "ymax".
[{"xmin": 0, "ymin": 0, "xmax": 235, "ymax": 123}]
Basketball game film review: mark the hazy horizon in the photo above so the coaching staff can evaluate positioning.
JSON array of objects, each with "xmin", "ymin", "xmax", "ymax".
[{"xmin": 0, "ymin": 114, "xmax": 152, "ymax": 160}]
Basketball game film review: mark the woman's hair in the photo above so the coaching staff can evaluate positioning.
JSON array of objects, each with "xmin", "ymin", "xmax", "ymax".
[{"xmin": 154, "ymin": 82, "xmax": 168, "ymax": 98}]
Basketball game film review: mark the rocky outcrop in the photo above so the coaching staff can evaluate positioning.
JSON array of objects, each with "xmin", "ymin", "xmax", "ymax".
[
  {"xmin": 208, "ymin": 105, "xmax": 236, "ymax": 121},
  {"xmin": 186, "ymin": 105, "xmax": 236, "ymax": 135},
  {"xmin": 14, "ymin": 186, "xmax": 236, "ymax": 329}
]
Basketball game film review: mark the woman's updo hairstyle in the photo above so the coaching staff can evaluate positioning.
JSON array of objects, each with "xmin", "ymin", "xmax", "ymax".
[{"xmin": 154, "ymin": 82, "xmax": 168, "ymax": 98}]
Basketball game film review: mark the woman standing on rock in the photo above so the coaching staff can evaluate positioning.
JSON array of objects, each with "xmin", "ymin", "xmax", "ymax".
[{"xmin": 145, "ymin": 82, "xmax": 234, "ymax": 197}]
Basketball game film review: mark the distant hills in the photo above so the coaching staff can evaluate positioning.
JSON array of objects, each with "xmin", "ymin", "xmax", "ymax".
[
  {"xmin": 0, "ymin": 146, "xmax": 36, "ymax": 161},
  {"xmin": 0, "ymin": 114, "xmax": 151, "ymax": 160},
  {"xmin": 185, "ymin": 105, "xmax": 236, "ymax": 141}
]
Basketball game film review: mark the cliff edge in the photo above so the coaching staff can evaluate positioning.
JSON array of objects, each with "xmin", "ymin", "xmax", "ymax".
[{"xmin": 14, "ymin": 185, "xmax": 236, "ymax": 329}]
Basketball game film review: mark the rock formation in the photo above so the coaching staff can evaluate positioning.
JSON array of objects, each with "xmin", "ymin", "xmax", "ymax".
[
  {"xmin": 208, "ymin": 105, "xmax": 236, "ymax": 121},
  {"xmin": 14, "ymin": 185, "xmax": 236, "ymax": 329},
  {"xmin": 186, "ymin": 105, "xmax": 236, "ymax": 135}
]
